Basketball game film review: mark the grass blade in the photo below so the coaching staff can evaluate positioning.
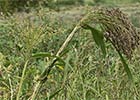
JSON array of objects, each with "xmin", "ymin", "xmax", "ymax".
[
  {"xmin": 16, "ymin": 60, "xmax": 29, "ymax": 100},
  {"xmin": 32, "ymin": 52, "xmax": 54, "ymax": 58},
  {"xmin": 45, "ymin": 88, "xmax": 63, "ymax": 100},
  {"xmin": 117, "ymin": 50, "xmax": 133, "ymax": 81}
]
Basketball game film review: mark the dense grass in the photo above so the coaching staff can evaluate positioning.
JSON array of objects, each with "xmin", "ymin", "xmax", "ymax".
[{"xmin": 0, "ymin": 3, "xmax": 140, "ymax": 100}]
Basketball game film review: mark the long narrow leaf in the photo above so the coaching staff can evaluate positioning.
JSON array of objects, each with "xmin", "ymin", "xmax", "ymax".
[
  {"xmin": 45, "ymin": 88, "xmax": 63, "ymax": 100},
  {"xmin": 82, "ymin": 24, "xmax": 106, "ymax": 57},
  {"xmin": 117, "ymin": 50, "xmax": 133, "ymax": 81}
]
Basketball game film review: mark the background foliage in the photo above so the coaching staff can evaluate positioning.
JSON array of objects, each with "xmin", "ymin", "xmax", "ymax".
[
  {"xmin": 1, "ymin": 0, "xmax": 140, "ymax": 14},
  {"xmin": 0, "ymin": 0, "xmax": 140, "ymax": 100}
]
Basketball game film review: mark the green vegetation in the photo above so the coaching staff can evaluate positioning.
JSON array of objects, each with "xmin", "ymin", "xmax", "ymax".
[{"xmin": 0, "ymin": 0, "xmax": 140, "ymax": 100}]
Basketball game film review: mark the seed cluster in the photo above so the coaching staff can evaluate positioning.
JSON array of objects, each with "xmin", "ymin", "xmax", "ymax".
[{"xmin": 83, "ymin": 8, "xmax": 140, "ymax": 58}]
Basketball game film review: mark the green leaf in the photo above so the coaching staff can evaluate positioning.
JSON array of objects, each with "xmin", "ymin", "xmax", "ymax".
[
  {"xmin": 32, "ymin": 52, "xmax": 65, "ymax": 65},
  {"xmin": 82, "ymin": 24, "xmax": 106, "ymax": 57},
  {"xmin": 117, "ymin": 50, "xmax": 133, "ymax": 81},
  {"xmin": 45, "ymin": 88, "xmax": 63, "ymax": 100}
]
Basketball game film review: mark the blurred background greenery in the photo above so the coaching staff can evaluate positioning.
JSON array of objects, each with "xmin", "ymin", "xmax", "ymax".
[{"xmin": 0, "ymin": 0, "xmax": 140, "ymax": 14}]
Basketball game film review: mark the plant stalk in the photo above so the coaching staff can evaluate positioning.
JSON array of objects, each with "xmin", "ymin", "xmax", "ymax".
[
  {"xmin": 30, "ymin": 24, "xmax": 81, "ymax": 100},
  {"xmin": 30, "ymin": 13, "xmax": 90, "ymax": 99}
]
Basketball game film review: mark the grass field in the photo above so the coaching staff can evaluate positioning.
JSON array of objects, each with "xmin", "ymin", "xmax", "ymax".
[{"xmin": 0, "ymin": 1, "xmax": 140, "ymax": 100}]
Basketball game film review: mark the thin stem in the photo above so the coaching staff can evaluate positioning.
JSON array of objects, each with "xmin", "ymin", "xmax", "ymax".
[
  {"xmin": 16, "ymin": 60, "xmax": 29, "ymax": 100},
  {"xmin": 29, "ymin": 59, "xmax": 58, "ymax": 100},
  {"xmin": 56, "ymin": 25, "xmax": 81, "ymax": 56},
  {"xmin": 9, "ymin": 76, "xmax": 13, "ymax": 100},
  {"xmin": 29, "ymin": 13, "xmax": 90, "ymax": 100},
  {"xmin": 29, "ymin": 81, "xmax": 42, "ymax": 100},
  {"xmin": 30, "ymin": 23, "xmax": 82, "ymax": 100}
]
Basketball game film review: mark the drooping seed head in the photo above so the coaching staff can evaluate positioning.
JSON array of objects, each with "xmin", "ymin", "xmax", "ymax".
[{"xmin": 82, "ymin": 7, "xmax": 140, "ymax": 58}]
